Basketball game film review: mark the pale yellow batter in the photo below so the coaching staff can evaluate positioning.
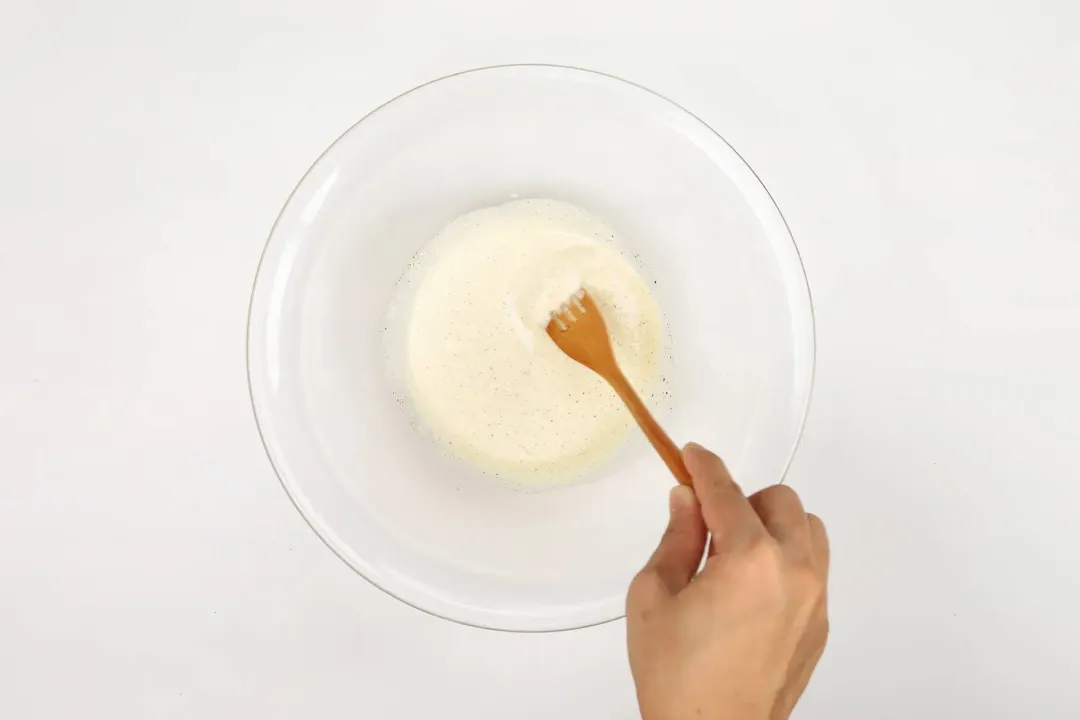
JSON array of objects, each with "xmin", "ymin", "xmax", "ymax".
[{"xmin": 396, "ymin": 198, "xmax": 666, "ymax": 484}]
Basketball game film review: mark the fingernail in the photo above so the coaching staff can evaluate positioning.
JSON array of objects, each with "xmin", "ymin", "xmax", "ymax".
[
  {"xmin": 683, "ymin": 442, "xmax": 704, "ymax": 454},
  {"xmin": 669, "ymin": 485, "xmax": 695, "ymax": 516}
]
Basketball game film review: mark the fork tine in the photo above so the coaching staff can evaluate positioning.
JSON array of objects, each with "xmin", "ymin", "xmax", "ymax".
[{"xmin": 547, "ymin": 289, "xmax": 593, "ymax": 333}]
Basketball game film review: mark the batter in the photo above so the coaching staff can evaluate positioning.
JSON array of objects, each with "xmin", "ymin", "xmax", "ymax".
[{"xmin": 394, "ymin": 198, "xmax": 666, "ymax": 484}]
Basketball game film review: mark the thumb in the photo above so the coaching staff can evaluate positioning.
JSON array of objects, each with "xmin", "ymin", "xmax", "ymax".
[{"xmin": 639, "ymin": 485, "xmax": 708, "ymax": 597}]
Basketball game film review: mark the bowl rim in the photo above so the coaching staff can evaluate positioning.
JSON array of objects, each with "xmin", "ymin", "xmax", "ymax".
[{"xmin": 245, "ymin": 62, "xmax": 817, "ymax": 633}]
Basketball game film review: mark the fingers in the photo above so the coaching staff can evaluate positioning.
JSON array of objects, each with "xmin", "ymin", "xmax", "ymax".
[
  {"xmin": 682, "ymin": 443, "xmax": 764, "ymax": 549},
  {"xmin": 748, "ymin": 487, "xmax": 830, "ymax": 579},
  {"xmin": 679, "ymin": 443, "xmax": 829, "ymax": 579},
  {"xmin": 637, "ymin": 485, "xmax": 708, "ymax": 598},
  {"xmin": 808, "ymin": 513, "xmax": 830, "ymax": 578},
  {"xmin": 748, "ymin": 485, "xmax": 810, "ymax": 548}
]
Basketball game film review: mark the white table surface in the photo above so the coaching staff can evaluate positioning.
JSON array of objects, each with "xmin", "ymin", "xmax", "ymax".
[{"xmin": 3, "ymin": 1, "xmax": 1079, "ymax": 718}]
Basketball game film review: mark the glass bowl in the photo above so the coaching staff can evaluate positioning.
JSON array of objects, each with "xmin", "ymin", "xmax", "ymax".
[{"xmin": 247, "ymin": 65, "xmax": 814, "ymax": 632}]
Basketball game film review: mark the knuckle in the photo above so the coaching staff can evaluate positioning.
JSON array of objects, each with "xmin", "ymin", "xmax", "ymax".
[
  {"xmin": 734, "ymin": 537, "xmax": 828, "ymax": 598},
  {"xmin": 739, "ymin": 537, "xmax": 786, "ymax": 581},
  {"xmin": 808, "ymin": 513, "xmax": 829, "ymax": 542},
  {"xmin": 628, "ymin": 570, "xmax": 664, "ymax": 606},
  {"xmin": 661, "ymin": 522, "xmax": 686, "ymax": 544},
  {"xmin": 792, "ymin": 564, "xmax": 826, "ymax": 599},
  {"xmin": 766, "ymin": 484, "xmax": 800, "ymax": 504},
  {"xmin": 748, "ymin": 533, "xmax": 784, "ymax": 561},
  {"xmin": 628, "ymin": 569, "xmax": 651, "ymax": 596},
  {"xmin": 752, "ymin": 484, "xmax": 799, "ymax": 510},
  {"xmin": 627, "ymin": 572, "xmax": 670, "ymax": 624}
]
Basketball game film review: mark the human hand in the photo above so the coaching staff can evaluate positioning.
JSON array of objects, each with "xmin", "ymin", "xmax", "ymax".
[{"xmin": 627, "ymin": 443, "xmax": 830, "ymax": 720}]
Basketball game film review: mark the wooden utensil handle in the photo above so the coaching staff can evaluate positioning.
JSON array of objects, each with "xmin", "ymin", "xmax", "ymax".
[{"xmin": 609, "ymin": 373, "xmax": 692, "ymax": 486}]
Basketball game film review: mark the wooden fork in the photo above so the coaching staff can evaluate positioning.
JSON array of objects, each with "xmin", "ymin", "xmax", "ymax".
[{"xmin": 546, "ymin": 289, "xmax": 692, "ymax": 485}]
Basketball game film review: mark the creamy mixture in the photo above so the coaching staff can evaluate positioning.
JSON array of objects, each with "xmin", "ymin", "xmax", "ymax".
[{"xmin": 391, "ymin": 198, "xmax": 666, "ymax": 484}]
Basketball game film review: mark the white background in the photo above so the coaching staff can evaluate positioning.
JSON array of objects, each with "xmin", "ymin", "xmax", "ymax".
[{"xmin": 2, "ymin": 1, "xmax": 1078, "ymax": 718}]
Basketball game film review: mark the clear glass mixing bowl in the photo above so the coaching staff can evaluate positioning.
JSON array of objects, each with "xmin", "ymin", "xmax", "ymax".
[{"xmin": 247, "ymin": 65, "xmax": 814, "ymax": 631}]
